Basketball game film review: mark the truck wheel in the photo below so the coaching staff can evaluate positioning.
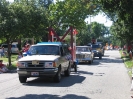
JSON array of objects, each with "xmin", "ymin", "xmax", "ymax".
[
  {"xmin": 64, "ymin": 64, "xmax": 71, "ymax": 76},
  {"xmin": 89, "ymin": 61, "xmax": 92, "ymax": 64},
  {"xmin": 54, "ymin": 69, "xmax": 61, "ymax": 83},
  {"xmin": 19, "ymin": 76, "xmax": 27, "ymax": 83},
  {"xmin": 92, "ymin": 59, "xmax": 93, "ymax": 63},
  {"xmin": 74, "ymin": 62, "xmax": 77, "ymax": 72},
  {"xmin": 99, "ymin": 56, "xmax": 102, "ymax": 59}
]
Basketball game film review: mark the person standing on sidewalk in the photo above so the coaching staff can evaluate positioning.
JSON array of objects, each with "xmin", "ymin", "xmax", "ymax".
[{"xmin": 1, "ymin": 47, "xmax": 5, "ymax": 57}]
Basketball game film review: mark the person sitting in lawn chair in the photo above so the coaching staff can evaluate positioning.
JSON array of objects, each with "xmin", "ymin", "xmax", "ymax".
[{"xmin": 0, "ymin": 60, "xmax": 8, "ymax": 73}]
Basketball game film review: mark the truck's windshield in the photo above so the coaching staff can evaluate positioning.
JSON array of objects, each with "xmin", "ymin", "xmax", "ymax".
[
  {"xmin": 92, "ymin": 45, "xmax": 100, "ymax": 48},
  {"xmin": 28, "ymin": 45, "xmax": 59, "ymax": 55}
]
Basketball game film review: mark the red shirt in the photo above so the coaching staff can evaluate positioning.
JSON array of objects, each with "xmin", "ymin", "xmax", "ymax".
[
  {"xmin": 0, "ymin": 64, "xmax": 4, "ymax": 68},
  {"xmin": 23, "ymin": 47, "xmax": 29, "ymax": 52},
  {"xmin": 128, "ymin": 45, "xmax": 131, "ymax": 51}
]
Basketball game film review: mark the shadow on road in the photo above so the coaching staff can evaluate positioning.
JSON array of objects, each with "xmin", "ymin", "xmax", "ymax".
[
  {"xmin": 103, "ymin": 55, "xmax": 110, "ymax": 57},
  {"xmin": 76, "ymin": 70, "xmax": 93, "ymax": 75},
  {"xmin": 78, "ymin": 62, "xmax": 91, "ymax": 65},
  {"xmin": 78, "ymin": 55, "xmax": 123, "ymax": 66},
  {"xmin": 7, "ymin": 94, "xmax": 90, "ymax": 99},
  {"xmin": 7, "ymin": 70, "xmax": 17, "ymax": 74},
  {"xmin": 22, "ymin": 74, "xmax": 86, "ymax": 87},
  {"xmin": 101, "ymin": 57, "xmax": 123, "ymax": 63},
  {"xmin": 93, "ymin": 73, "xmax": 105, "ymax": 76},
  {"xmin": 78, "ymin": 61, "xmax": 100, "ymax": 66}
]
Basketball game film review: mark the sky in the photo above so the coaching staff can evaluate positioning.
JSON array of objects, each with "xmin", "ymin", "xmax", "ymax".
[
  {"xmin": 7, "ymin": 0, "xmax": 113, "ymax": 27},
  {"xmin": 85, "ymin": 13, "xmax": 113, "ymax": 27}
]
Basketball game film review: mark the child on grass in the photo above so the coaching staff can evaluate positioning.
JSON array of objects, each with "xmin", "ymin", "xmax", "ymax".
[{"xmin": 0, "ymin": 60, "xmax": 8, "ymax": 73}]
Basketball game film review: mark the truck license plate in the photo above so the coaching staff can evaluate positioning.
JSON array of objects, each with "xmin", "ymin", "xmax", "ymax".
[
  {"xmin": 32, "ymin": 60, "xmax": 39, "ymax": 65},
  {"xmin": 31, "ymin": 72, "xmax": 39, "ymax": 76}
]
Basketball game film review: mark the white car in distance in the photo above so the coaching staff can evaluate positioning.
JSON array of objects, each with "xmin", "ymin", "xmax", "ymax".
[{"xmin": 76, "ymin": 46, "xmax": 94, "ymax": 64}]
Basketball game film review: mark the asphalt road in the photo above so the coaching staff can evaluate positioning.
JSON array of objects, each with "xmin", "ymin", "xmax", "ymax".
[{"xmin": 0, "ymin": 50, "xmax": 132, "ymax": 99}]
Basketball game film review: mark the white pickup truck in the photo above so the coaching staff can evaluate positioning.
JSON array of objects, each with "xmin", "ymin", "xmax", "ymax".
[{"xmin": 17, "ymin": 42, "xmax": 72, "ymax": 83}]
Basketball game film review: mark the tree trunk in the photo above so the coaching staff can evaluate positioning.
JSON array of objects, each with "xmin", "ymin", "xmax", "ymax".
[
  {"xmin": 17, "ymin": 39, "xmax": 21, "ymax": 51},
  {"xmin": 7, "ymin": 39, "xmax": 12, "ymax": 66},
  {"xmin": 126, "ymin": 39, "xmax": 131, "ymax": 53},
  {"xmin": 42, "ymin": 33, "xmax": 48, "ymax": 42}
]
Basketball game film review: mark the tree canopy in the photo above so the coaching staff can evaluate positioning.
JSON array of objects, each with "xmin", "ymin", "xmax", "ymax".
[
  {"xmin": 98, "ymin": 0, "xmax": 133, "ymax": 45},
  {"xmin": 0, "ymin": 0, "xmax": 113, "ymax": 65}
]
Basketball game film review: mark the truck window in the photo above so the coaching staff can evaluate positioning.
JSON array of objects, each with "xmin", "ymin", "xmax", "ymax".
[{"xmin": 29, "ymin": 45, "xmax": 59, "ymax": 55}]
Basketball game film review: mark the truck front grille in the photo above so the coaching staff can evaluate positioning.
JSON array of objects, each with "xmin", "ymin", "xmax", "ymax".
[
  {"xmin": 27, "ymin": 62, "xmax": 44, "ymax": 67},
  {"xmin": 76, "ymin": 54, "xmax": 85, "ymax": 59}
]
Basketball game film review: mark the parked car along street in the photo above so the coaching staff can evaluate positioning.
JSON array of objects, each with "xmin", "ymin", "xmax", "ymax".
[{"xmin": 1, "ymin": 43, "xmax": 19, "ymax": 54}]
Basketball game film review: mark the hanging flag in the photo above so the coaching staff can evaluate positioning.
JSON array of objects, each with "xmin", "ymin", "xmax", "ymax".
[
  {"xmin": 50, "ymin": 31, "xmax": 54, "ymax": 35},
  {"xmin": 73, "ymin": 29, "xmax": 78, "ymax": 35}
]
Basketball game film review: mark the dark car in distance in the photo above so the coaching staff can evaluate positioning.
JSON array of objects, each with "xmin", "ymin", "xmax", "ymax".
[{"xmin": 91, "ymin": 44, "xmax": 104, "ymax": 59}]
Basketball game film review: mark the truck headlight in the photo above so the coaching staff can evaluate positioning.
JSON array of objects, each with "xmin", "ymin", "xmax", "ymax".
[
  {"xmin": 17, "ymin": 62, "xmax": 26, "ymax": 68},
  {"xmin": 88, "ymin": 54, "xmax": 91, "ymax": 57},
  {"xmin": 45, "ymin": 62, "xmax": 57, "ymax": 68}
]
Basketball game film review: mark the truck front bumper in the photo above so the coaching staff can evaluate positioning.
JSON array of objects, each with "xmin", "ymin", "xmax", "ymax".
[
  {"xmin": 17, "ymin": 68, "xmax": 58, "ymax": 77},
  {"xmin": 76, "ymin": 58, "xmax": 92, "ymax": 62}
]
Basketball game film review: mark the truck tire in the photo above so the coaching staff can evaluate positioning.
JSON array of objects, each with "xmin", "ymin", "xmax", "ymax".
[
  {"xmin": 64, "ymin": 64, "xmax": 71, "ymax": 76},
  {"xmin": 19, "ymin": 76, "xmax": 27, "ymax": 83},
  {"xmin": 89, "ymin": 61, "xmax": 92, "ymax": 64},
  {"xmin": 92, "ymin": 59, "xmax": 93, "ymax": 63},
  {"xmin": 74, "ymin": 62, "xmax": 77, "ymax": 72},
  {"xmin": 54, "ymin": 68, "xmax": 61, "ymax": 83},
  {"xmin": 99, "ymin": 55, "xmax": 102, "ymax": 59}
]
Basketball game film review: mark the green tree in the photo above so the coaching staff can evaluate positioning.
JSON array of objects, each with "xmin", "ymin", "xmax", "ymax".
[
  {"xmin": 76, "ymin": 22, "xmax": 109, "ymax": 45},
  {"xmin": 0, "ymin": 0, "xmax": 49, "ymax": 66},
  {"xmin": 98, "ymin": 0, "xmax": 133, "ymax": 45},
  {"xmin": 48, "ymin": 0, "xmax": 98, "ymax": 30}
]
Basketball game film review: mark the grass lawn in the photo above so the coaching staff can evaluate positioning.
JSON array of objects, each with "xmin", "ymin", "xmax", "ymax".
[
  {"xmin": 119, "ymin": 50, "xmax": 133, "ymax": 76},
  {"xmin": 0, "ymin": 55, "xmax": 17, "ymax": 62},
  {"xmin": 0, "ymin": 54, "xmax": 18, "ymax": 70}
]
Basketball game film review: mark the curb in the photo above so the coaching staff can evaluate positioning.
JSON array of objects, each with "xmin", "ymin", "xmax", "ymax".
[
  {"xmin": 131, "ymin": 68, "xmax": 133, "ymax": 91},
  {"xmin": 6, "ymin": 69, "xmax": 17, "ymax": 73},
  {"xmin": 121, "ymin": 57, "xmax": 133, "ymax": 91}
]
